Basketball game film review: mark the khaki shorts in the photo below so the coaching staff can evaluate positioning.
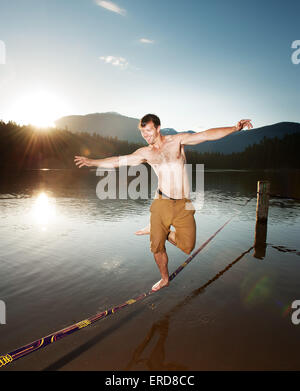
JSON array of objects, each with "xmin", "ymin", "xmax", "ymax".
[{"xmin": 150, "ymin": 198, "xmax": 196, "ymax": 254}]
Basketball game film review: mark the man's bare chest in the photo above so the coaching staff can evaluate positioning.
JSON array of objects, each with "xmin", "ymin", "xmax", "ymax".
[{"xmin": 147, "ymin": 141, "xmax": 184, "ymax": 165}]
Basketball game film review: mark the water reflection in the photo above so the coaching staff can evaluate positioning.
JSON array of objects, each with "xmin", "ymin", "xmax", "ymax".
[
  {"xmin": 31, "ymin": 192, "xmax": 56, "ymax": 230},
  {"xmin": 270, "ymin": 244, "xmax": 300, "ymax": 256},
  {"xmin": 125, "ymin": 246, "xmax": 254, "ymax": 371},
  {"xmin": 125, "ymin": 316, "xmax": 188, "ymax": 371},
  {"xmin": 253, "ymin": 221, "xmax": 268, "ymax": 259}
]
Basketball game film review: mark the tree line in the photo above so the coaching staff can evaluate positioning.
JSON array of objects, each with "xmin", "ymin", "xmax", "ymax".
[{"xmin": 0, "ymin": 120, "xmax": 299, "ymax": 170}]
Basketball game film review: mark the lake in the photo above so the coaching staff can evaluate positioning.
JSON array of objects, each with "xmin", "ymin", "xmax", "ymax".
[{"xmin": 0, "ymin": 168, "xmax": 300, "ymax": 371}]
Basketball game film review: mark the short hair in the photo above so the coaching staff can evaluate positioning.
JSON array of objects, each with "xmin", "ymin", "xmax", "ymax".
[{"xmin": 138, "ymin": 114, "xmax": 161, "ymax": 130}]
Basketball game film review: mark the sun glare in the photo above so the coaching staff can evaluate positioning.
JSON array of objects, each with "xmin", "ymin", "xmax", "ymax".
[
  {"xmin": 32, "ymin": 192, "xmax": 56, "ymax": 229},
  {"xmin": 8, "ymin": 90, "xmax": 71, "ymax": 128}
]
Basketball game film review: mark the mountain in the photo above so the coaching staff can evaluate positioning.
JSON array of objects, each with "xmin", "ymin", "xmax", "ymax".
[
  {"xmin": 161, "ymin": 128, "xmax": 195, "ymax": 136},
  {"xmin": 55, "ymin": 112, "xmax": 194, "ymax": 144},
  {"xmin": 55, "ymin": 113, "xmax": 300, "ymax": 154},
  {"xmin": 55, "ymin": 112, "xmax": 145, "ymax": 144},
  {"xmin": 159, "ymin": 122, "xmax": 300, "ymax": 154},
  {"xmin": 186, "ymin": 121, "xmax": 300, "ymax": 155}
]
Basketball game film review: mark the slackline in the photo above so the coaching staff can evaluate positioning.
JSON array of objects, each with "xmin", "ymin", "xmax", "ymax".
[{"xmin": 0, "ymin": 196, "xmax": 253, "ymax": 368}]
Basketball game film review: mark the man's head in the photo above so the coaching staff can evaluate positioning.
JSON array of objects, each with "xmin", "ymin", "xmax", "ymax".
[{"xmin": 138, "ymin": 114, "xmax": 161, "ymax": 145}]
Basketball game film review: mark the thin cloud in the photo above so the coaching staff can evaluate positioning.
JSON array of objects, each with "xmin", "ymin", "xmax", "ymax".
[
  {"xmin": 100, "ymin": 55, "xmax": 129, "ymax": 69},
  {"xmin": 139, "ymin": 38, "xmax": 155, "ymax": 44},
  {"xmin": 95, "ymin": 0, "xmax": 126, "ymax": 16}
]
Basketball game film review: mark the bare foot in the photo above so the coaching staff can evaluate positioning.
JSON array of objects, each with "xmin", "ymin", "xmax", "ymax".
[
  {"xmin": 135, "ymin": 224, "xmax": 150, "ymax": 235},
  {"xmin": 151, "ymin": 279, "xmax": 169, "ymax": 292}
]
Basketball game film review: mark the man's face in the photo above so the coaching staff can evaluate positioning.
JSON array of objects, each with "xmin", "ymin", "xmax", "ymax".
[{"xmin": 140, "ymin": 121, "xmax": 160, "ymax": 145}]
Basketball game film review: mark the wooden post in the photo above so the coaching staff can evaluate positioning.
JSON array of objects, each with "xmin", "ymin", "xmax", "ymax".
[{"xmin": 256, "ymin": 180, "xmax": 270, "ymax": 222}]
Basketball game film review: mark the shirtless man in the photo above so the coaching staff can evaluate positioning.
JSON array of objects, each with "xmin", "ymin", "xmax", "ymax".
[{"xmin": 74, "ymin": 114, "xmax": 253, "ymax": 292}]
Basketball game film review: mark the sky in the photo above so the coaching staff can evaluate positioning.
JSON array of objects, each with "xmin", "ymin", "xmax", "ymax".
[{"xmin": 0, "ymin": 0, "xmax": 299, "ymax": 131}]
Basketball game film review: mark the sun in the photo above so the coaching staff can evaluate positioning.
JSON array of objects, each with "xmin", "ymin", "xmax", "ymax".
[{"xmin": 8, "ymin": 90, "xmax": 71, "ymax": 128}]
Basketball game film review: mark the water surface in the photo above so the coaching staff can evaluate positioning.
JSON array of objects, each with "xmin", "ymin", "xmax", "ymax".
[{"xmin": 0, "ymin": 169, "xmax": 299, "ymax": 370}]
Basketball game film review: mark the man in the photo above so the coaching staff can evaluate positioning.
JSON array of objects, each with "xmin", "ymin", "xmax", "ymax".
[{"xmin": 74, "ymin": 114, "xmax": 253, "ymax": 292}]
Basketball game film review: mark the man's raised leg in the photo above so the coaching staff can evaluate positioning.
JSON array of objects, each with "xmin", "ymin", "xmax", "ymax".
[
  {"xmin": 167, "ymin": 230, "xmax": 176, "ymax": 246},
  {"xmin": 135, "ymin": 224, "xmax": 150, "ymax": 235},
  {"xmin": 135, "ymin": 224, "xmax": 177, "ymax": 243}
]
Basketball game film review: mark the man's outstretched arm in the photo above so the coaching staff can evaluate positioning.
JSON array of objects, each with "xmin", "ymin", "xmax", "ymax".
[
  {"xmin": 74, "ymin": 147, "xmax": 147, "ymax": 168},
  {"xmin": 180, "ymin": 119, "xmax": 253, "ymax": 146}
]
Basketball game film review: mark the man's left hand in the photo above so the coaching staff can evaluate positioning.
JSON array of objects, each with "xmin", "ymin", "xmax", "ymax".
[{"xmin": 234, "ymin": 119, "xmax": 253, "ymax": 131}]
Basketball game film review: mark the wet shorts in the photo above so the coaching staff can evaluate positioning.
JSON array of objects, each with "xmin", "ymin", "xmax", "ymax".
[{"xmin": 150, "ymin": 196, "xmax": 196, "ymax": 254}]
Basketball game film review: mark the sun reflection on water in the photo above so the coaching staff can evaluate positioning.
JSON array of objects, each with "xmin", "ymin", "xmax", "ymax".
[{"xmin": 32, "ymin": 192, "xmax": 56, "ymax": 229}]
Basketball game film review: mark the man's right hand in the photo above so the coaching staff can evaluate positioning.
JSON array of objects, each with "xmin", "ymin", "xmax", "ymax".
[{"xmin": 74, "ymin": 156, "xmax": 93, "ymax": 168}]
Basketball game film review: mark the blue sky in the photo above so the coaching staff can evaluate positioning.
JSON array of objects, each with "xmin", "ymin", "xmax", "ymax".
[{"xmin": 0, "ymin": 0, "xmax": 299, "ymax": 131}]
